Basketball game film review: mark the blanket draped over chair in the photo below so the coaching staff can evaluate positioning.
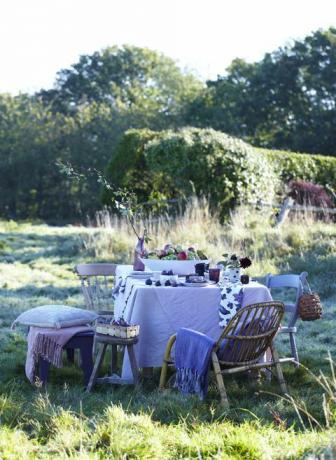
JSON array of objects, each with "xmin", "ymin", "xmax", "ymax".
[
  {"xmin": 174, "ymin": 327, "xmax": 216, "ymax": 400},
  {"xmin": 26, "ymin": 325, "xmax": 92, "ymax": 383}
]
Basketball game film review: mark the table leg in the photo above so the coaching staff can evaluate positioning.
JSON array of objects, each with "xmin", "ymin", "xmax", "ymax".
[
  {"xmin": 111, "ymin": 344, "xmax": 118, "ymax": 375},
  {"xmin": 127, "ymin": 345, "xmax": 139, "ymax": 385}
]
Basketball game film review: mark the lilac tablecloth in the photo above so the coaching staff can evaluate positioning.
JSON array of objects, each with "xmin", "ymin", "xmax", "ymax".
[{"xmin": 114, "ymin": 265, "xmax": 272, "ymax": 379}]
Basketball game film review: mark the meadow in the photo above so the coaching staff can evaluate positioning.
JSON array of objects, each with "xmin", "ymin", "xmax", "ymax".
[{"xmin": 0, "ymin": 202, "xmax": 335, "ymax": 459}]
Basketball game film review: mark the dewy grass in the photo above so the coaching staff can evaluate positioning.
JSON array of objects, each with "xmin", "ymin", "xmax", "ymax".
[{"xmin": 0, "ymin": 203, "xmax": 336, "ymax": 459}]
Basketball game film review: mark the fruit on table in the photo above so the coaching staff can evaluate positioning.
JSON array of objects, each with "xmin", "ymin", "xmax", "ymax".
[
  {"xmin": 145, "ymin": 278, "xmax": 153, "ymax": 285},
  {"xmin": 165, "ymin": 280, "xmax": 171, "ymax": 286},
  {"xmin": 143, "ymin": 244, "xmax": 207, "ymax": 261},
  {"xmin": 162, "ymin": 270, "xmax": 174, "ymax": 275},
  {"xmin": 155, "ymin": 281, "xmax": 161, "ymax": 286},
  {"xmin": 177, "ymin": 251, "xmax": 187, "ymax": 260}
]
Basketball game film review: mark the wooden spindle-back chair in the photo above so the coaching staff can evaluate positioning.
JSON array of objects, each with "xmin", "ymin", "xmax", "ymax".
[
  {"xmin": 266, "ymin": 272, "xmax": 308, "ymax": 366},
  {"xmin": 75, "ymin": 264, "xmax": 117, "ymax": 315}
]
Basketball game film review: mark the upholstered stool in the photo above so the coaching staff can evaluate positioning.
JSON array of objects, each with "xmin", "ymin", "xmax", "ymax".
[
  {"xmin": 86, "ymin": 333, "xmax": 139, "ymax": 391},
  {"xmin": 39, "ymin": 330, "xmax": 94, "ymax": 385}
]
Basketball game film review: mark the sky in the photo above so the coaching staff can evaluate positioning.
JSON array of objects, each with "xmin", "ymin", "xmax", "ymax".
[{"xmin": 0, "ymin": 0, "xmax": 335, "ymax": 95}]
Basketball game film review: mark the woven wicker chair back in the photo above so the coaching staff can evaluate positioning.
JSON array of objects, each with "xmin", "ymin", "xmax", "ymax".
[{"xmin": 216, "ymin": 301, "xmax": 284, "ymax": 366}]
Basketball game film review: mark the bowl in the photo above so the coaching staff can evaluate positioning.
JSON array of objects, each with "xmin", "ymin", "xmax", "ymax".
[{"xmin": 140, "ymin": 258, "xmax": 209, "ymax": 276}]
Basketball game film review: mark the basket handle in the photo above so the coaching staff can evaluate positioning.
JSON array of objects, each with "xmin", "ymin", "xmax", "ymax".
[{"xmin": 301, "ymin": 277, "xmax": 312, "ymax": 295}]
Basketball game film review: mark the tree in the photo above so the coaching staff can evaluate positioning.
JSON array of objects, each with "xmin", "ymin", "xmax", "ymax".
[
  {"xmin": 187, "ymin": 28, "xmax": 336, "ymax": 155},
  {"xmin": 39, "ymin": 45, "xmax": 202, "ymax": 129}
]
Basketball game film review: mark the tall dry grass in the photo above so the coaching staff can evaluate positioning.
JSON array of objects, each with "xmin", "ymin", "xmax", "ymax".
[{"xmin": 85, "ymin": 198, "xmax": 336, "ymax": 283}]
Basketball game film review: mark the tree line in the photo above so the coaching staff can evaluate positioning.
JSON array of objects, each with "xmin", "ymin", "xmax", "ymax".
[{"xmin": 0, "ymin": 28, "xmax": 335, "ymax": 222}]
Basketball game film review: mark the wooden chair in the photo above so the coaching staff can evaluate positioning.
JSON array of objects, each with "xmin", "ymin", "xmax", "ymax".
[
  {"xmin": 75, "ymin": 264, "xmax": 140, "ymax": 390},
  {"xmin": 75, "ymin": 263, "xmax": 117, "ymax": 314},
  {"xmin": 265, "ymin": 272, "xmax": 308, "ymax": 366},
  {"xmin": 159, "ymin": 301, "xmax": 294, "ymax": 407}
]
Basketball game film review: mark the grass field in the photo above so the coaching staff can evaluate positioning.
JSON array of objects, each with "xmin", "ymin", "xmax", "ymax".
[{"xmin": 0, "ymin": 204, "xmax": 335, "ymax": 459}]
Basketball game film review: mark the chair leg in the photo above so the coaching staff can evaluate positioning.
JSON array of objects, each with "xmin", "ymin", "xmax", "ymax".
[
  {"xmin": 66, "ymin": 348, "xmax": 75, "ymax": 364},
  {"xmin": 159, "ymin": 334, "xmax": 176, "ymax": 390},
  {"xmin": 211, "ymin": 351, "xmax": 229, "ymax": 408},
  {"xmin": 270, "ymin": 344, "xmax": 288, "ymax": 394},
  {"xmin": 79, "ymin": 342, "xmax": 94, "ymax": 386},
  {"xmin": 86, "ymin": 343, "xmax": 107, "ymax": 392},
  {"xmin": 38, "ymin": 358, "xmax": 50, "ymax": 386},
  {"xmin": 289, "ymin": 332, "xmax": 299, "ymax": 368}
]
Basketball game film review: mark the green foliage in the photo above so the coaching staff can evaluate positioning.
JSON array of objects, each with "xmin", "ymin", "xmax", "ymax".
[
  {"xmin": 102, "ymin": 128, "xmax": 160, "ymax": 206},
  {"xmin": 0, "ymin": 46, "xmax": 202, "ymax": 222},
  {"xmin": 40, "ymin": 45, "xmax": 202, "ymax": 125},
  {"xmin": 106, "ymin": 128, "xmax": 279, "ymax": 216},
  {"xmin": 187, "ymin": 27, "xmax": 336, "ymax": 156},
  {"xmin": 262, "ymin": 148, "xmax": 336, "ymax": 190},
  {"xmin": 105, "ymin": 127, "xmax": 336, "ymax": 216}
]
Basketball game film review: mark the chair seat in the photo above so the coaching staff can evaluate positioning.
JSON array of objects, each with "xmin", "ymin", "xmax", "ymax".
[
  {"xmin": 284, "ymin": 303, "xmax": 296, "ymax": 313},
  {"xmin": 71, "ymin": 330, "xmax": 95, "ymax": 337}
]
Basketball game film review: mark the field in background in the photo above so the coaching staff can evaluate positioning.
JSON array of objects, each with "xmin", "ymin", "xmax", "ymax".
[{"xmin": 0, "ymin": 202, "xmax": 335, "ymax": 459}]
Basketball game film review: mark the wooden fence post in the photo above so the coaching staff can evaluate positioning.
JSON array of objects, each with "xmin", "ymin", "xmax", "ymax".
[{"xmin": 275, "ymin": 198, "xmax": 294, "ymax": 227}]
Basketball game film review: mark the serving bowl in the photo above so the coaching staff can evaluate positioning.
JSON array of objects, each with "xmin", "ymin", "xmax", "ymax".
[{"xmin": 140, "ymin": 258, "xmax": 209, "ymax": 276}]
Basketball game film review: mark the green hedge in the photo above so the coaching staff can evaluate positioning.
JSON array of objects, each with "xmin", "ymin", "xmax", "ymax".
[
  {"xmin": 261, "ymin": 148, "xmax": 336, "ymax": 190},
  {"xmin": 104, "ymin": 127, "xmax": 336, "ymax": 215}
]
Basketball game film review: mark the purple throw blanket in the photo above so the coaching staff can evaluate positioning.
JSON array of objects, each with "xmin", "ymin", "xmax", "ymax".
[
  {"xmin": 174, "ymin": 327, "xmax": 216, "ymax": 400},
  {"xmin": 26, "ymin": 325, "xmax": 93, "ymax": 384}
]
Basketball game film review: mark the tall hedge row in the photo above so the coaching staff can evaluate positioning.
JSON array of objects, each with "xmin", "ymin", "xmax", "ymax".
[{"xmin": 104, "ymin": 127, "xmax": 336, "ymax": 214}]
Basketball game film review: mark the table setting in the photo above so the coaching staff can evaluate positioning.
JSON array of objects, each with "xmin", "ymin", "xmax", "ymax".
[{"xmin": 112, "ymin": 245, "xmax": 272, "ymax": 380}]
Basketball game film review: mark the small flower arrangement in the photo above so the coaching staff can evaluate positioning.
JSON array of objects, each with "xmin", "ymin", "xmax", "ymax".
[{"xmin": 219, "ymin": 253, "xmax": 252, "ymax": 269}]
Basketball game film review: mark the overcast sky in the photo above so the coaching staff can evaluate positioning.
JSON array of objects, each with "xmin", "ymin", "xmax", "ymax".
[{"xmin": 1, "ymin": 0, "xmax": 335, "ymax": 95}]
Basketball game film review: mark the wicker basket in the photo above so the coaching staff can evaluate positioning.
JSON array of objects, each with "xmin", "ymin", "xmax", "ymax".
[
  {"xmin": 298, "ymin": 293, "xmax": 323, "ymax": 321},
  {"xmin": 95, "ymin": 321, "xmax": 140, "ymax": 338}
]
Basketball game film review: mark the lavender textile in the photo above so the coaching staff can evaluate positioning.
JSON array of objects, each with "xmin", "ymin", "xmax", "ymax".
[
  {"xmin": 25, "ymin": 325, "xmax": 92, "ymax": 384},
  {"xmin": 174, "ymin": 327, "xmax": 216, "ymax": 400}
]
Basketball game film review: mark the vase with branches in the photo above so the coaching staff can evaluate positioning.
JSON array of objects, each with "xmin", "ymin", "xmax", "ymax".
[{"xmin": 57, "ymin": 161, "xmax": 151, "ymax": 270}]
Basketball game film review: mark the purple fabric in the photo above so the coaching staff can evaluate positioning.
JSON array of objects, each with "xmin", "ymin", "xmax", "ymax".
[
  {"xmin": 26, "ymin": 325, "xmax": 92, "ymax": 384},
  {"xmin": 174, "ymin": 327, "xmax": 216, "ymax": 400}
]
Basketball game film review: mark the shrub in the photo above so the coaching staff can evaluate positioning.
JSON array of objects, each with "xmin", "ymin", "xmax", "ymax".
[
  {"xmin": 105, "ymin": 128, "xmax": 278, "ymax": 217},
  {"xmin": 104, "ymin": 127, "xmax": 336, "ymax": 217},
  {"xmin": 262, "ymin": 148, "xmax": 336, "ymax": 193},
  {"xmin": 288, "ymin": 180, "xmax": 334, "ymax": 207}
]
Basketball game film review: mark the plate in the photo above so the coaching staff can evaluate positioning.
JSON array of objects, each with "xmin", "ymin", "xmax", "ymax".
[
  {"xmin": 182, "ymin": 280, "xmax": 216, "ymax": 288},
  {"xmin": 129, "ymin": 271, "xmax": 153, "ymax": 277}
]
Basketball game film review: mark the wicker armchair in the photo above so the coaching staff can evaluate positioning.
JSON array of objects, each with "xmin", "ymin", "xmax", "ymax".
[{"xmin": 159, "ymin": 301, "xmax": 294, "ymax": 407}]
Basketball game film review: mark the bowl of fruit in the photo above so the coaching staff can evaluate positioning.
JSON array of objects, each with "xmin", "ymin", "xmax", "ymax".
[{"xmin": 140, "ymin": 244, "xmax": 208, "ymax": 276}]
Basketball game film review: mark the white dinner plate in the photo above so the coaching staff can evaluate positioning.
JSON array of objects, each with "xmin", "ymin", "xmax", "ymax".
[
  {"xmin": 129, "ymin": 271, "xmax": 153, "ymax": 277},
  {"xmin": 182, "ymin": 281, "xmax": 216, "ymax": 287}
]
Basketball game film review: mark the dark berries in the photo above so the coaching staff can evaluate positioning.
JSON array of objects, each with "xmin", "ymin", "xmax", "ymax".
[
  {"xmin": 145, "ymin": 278, "xmax": 153, "ymax": 285},
  {"xmin": 239, "ymin": 257, "xmax": 252, "ymax": 269},
  {"xmin": 155, "ymin": 281, "xmax": 161, "ymax": 286},
  {"xmin": 165, "ymin": 280, "xmax": 171, "ymax": 286}
]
